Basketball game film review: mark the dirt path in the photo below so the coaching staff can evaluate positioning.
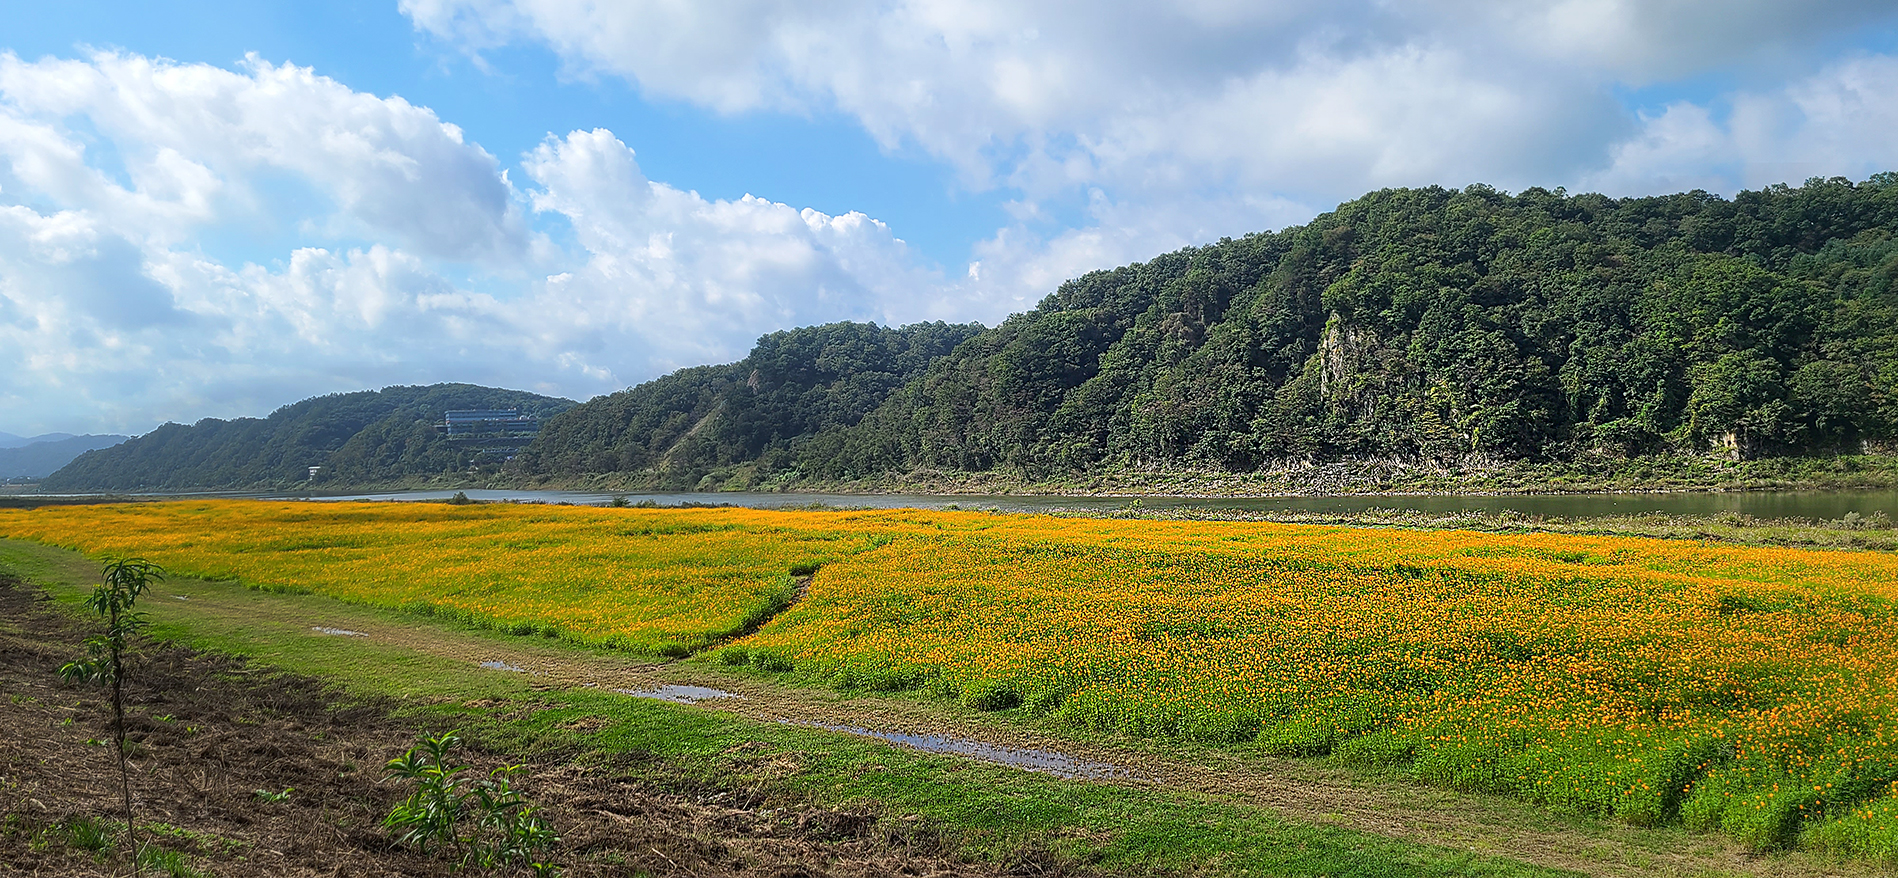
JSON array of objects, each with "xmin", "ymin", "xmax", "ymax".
[{"xmin": 130, "ymin": 573, "xmax": 1884, "ymax": 878}]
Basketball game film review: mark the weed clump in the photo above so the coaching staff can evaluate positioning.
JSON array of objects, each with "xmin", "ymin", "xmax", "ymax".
[
  {"xmin": 961, "ymin": 680, "xmax": 1021, "ymax": 712},
  {"xmin": 383, "ymin": 730, "xmax": 560, "ymax": 876}
]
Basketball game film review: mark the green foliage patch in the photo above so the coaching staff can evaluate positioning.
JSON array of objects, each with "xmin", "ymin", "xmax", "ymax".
[{"xmin": 523, "ymin": 176, "xmax": 1898, "ymax": 488}]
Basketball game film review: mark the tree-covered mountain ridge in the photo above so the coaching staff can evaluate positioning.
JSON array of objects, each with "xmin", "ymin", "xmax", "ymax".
[
  {"xmin": 516, "ymin": 175, "xmax": 1898, "ymax": 493},
  {"xmin": 43, "ymin": 384, "xmax": 575, "ymax": 492}
]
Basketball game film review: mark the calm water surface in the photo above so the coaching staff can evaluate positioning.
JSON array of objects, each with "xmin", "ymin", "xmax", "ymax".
[{"xmin": 258, "ymin": 487, "xmax": 1898, "ymax": 521}]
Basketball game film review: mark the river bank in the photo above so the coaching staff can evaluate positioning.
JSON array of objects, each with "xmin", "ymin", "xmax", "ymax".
[
  {"xmin": 28, "ymin": 452, "xmax": 1898, "ymax": 501},
  {"xmin": 512, "ymin": 451, "xmax": 1898, "ymax": 498}
]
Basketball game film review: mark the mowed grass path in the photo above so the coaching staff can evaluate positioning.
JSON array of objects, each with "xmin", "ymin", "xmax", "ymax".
[{"xmin": 4, "ymin": 499, "xmax": 1898, "ymax": 862}]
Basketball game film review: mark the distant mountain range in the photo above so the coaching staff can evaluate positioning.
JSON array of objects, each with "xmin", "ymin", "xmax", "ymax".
[
  {"xmin": 40, "ymin": 385, "xmax": 573, "ymax": 492},
  {"xmin": 36, "ymin": 176, "xmax": 1898, "ymax": 494},
  {"xmin": 0, "ymin": 434, "xmax": 130, "ymax": 480},
  {"xmin": 0, "ymin": 431, "xmax": 77, "ymax": 449}
]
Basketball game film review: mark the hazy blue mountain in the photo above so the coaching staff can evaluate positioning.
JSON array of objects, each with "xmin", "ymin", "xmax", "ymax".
[
  {"xmin": 0, "ymin": 435, "xmax": 130, "ymax": 479},
  {"xmin": 0, "ymin": 431, "xmax": 77, "ymax": 450}
]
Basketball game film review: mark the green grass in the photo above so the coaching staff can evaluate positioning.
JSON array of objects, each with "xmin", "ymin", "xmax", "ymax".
[
  {"xmin": 1, "ymin": 537, "xmax": 1578, "ymax": 878},
  {"xmin": 1089, "ymin": 506, "xmax": 1898, "ymax": 553},
  {"xmin": 494, "ymin": 692, "xmax": 1572, "ymax": 877}
]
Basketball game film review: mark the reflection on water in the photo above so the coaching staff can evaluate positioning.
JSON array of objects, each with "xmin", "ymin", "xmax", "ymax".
[
  {"xmin": 617, "ymin": 684, "xmax": 739, "ymax": 704},
  {"xmin": 795, "ymin": 722, "xmax": 1129, "ymax": 780},
  {"xmin": 312, "ymin": 626, "xmax": 366, "ymax": 637},
  {"xmin": 609, "ymin": 686, "xmax": 1126, "ymax": 778},
  {"xmin": 261, "ymin": 486, "xmax": 1898, "ymax": 523}
]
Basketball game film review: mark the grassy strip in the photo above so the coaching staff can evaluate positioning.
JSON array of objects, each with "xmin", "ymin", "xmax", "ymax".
[
  {"xmin": 14, "ymin": 451, "xmax": 1898, "ymax": 499},
  {"xmin": 0, "ymin": 538, "xmax": 1574, "ymax": 878},
  {"xmin": 488, "ymin": 693, "xmax": 1571, "ymax": 877},
  {"xmin": 700, "ymin": 453, "xmax": 1898, "ymax": 497},
  {"xmin": 1063, "ymin": 507, "xmax": 1898, "ymax": 552}
]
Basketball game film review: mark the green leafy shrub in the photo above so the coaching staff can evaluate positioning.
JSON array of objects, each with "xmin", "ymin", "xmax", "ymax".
[{"xmin": 384, "ymin": 730, "xmax": 560, "ymax": 876}]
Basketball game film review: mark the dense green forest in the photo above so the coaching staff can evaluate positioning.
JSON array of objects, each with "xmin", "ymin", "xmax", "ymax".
[
  {"xmin": 39, "ymin": 176, "xmax": 1898, "ymax": 494},
  {"xmin": 514, "ymin": 321, "xmax": 983, "ymax": 490},
  {"xmin": 517, "ymin": 175, "xmax": 1898, "ymax": 490},
  {"xmin": 43, "ymin": 385, "xmax": 573, "ymax": 491}
]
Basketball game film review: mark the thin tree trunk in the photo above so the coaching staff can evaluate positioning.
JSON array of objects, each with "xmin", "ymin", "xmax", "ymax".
[{"xmin": 110, "ymin": 606, "xmax": 139, "ymax": 876}]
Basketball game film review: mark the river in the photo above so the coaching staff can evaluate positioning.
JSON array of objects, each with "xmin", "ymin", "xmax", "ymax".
[{"xmin": 255, "ymin": 487, "xmax": 1898, "ymax": 521}]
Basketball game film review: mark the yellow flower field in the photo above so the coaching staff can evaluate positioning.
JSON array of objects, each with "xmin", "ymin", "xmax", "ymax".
[
  {"xmin": 3, "ymin": 499, "xmax": 1896, "ymax": 858},
  {"xmin": 0, "ymin": 500, "xmax": 904, "ymax": 653}
]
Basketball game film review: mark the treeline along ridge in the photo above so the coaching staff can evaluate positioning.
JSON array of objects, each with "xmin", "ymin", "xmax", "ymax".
[
  {"xmin": 43, "ymin": 385, "xmax": 574, "ymax": 491},
  {"xmin": 41, "ymin": 175, "xmax": 1898, "ymax": 491},
  {"xmin": 522, "ymin": 175, "xmax": 1898, "ymax": 489}
]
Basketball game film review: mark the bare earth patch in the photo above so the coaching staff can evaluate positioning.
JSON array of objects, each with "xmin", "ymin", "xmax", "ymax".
[{"xmin": 0, "ymin": 575, "xmax": 1035, "ymax": 878}]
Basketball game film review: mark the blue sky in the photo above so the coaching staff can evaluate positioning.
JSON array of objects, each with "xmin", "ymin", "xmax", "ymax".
[
  {"xmin": 3, "ymin": 1, "xmax": 1898, "ymax": 435},
  {"xmin": 1, "ymin": 0, "xmax": 1007, "ymax": 270}
]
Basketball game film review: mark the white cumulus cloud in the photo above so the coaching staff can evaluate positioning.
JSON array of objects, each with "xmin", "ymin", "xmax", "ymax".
[
  {"xmin": 403, "ymin": 0, "xmax": 1898, "ymax": 275},
  {"xmin": 402, "ymin": 0, "xmax": 1898, "ymax": 196},
  {"xmin": 0, "ymin": 50, "xmax": 529, "ymax": 261},
  {"xmin": 9, "ymin": 1, "xmax": 1898, "ymax": 435},
  {"xmin": 1589, "ymin": 53, "xmax": 1898, "ymax": 194},
  {"xmin": 0, "ymin": 51, "xmax": 962, "ymax": 435},
  {"xmin": 513, "ymin": 127, "xmax": 949, "ymax": 376}
]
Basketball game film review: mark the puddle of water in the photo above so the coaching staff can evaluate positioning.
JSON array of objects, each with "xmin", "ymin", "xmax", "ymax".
[
  {"xmin": 616, "ymin": 684, "xmax": 739, "ymax": 704},
  {"xmin": 799, "ymin": 722, "xmax": 1129, "ymax": 780},
  {"xmin": 480, "ymin": 660, "xmax": 527, "ymax": 673},
  {"xmin": 610, "ymin": 685, "xmax": 1124, "ymax": 779},
  {"xmin": 312, "ymin": 626, "xmax": 366, "ymax": 637}
]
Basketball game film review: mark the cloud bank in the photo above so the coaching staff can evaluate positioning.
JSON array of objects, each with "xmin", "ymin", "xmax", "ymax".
[
  {"xmin": 402, "ymin": 0, "xmax": 1898, "ymax": 340},
  {"xmin": 0, "ymin": 52, "xmax": 943, "ymax": 434}
]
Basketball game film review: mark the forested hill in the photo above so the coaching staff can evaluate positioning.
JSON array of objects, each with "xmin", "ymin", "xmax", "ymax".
[
  {"xmin": 42, "ymin": 385, "xmax": 574, "ymax": 492},
  {"xmin": 518, "ymin": 175, "xmax": 1898, "ymax": 490},
  {"xmin": 514, "ymin": 321, "xmax": 984, "ymax": 490}
]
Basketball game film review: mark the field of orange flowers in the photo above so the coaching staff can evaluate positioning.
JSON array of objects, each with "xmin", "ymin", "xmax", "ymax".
[
  {"xmin": 0, "ymin": 500, "xmax": 898, "ymax": 654},
  {"xmin": 3, "ymin": 499, "xmax": 1896, "ymax": 859}
]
